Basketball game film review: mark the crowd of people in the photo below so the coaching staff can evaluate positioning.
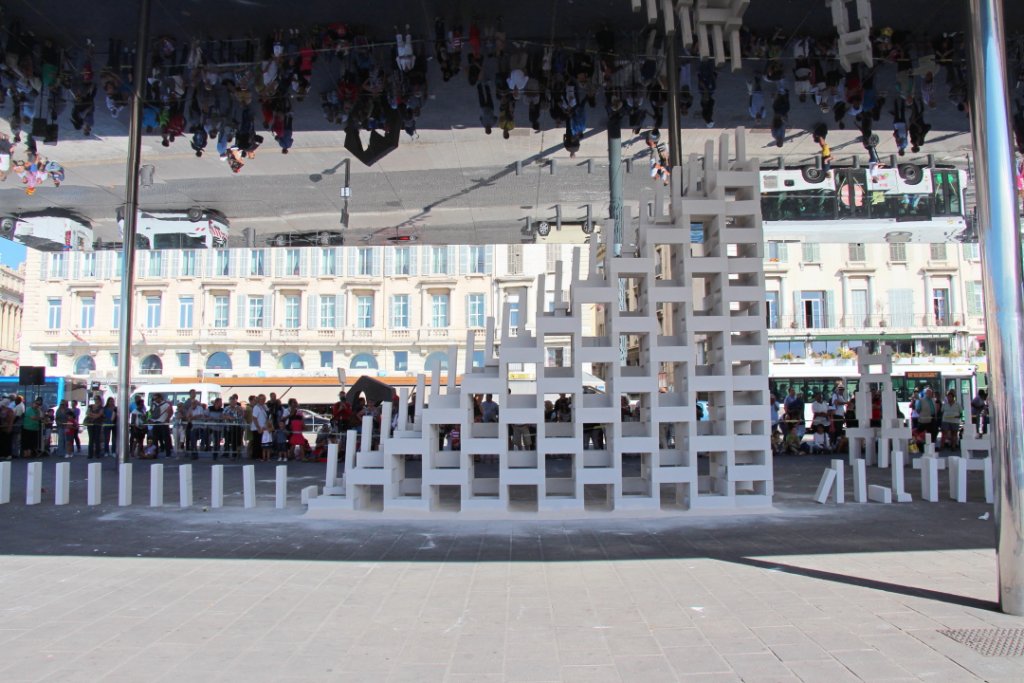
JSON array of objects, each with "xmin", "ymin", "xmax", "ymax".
[{"xmin": 771, "ymin": 383, "xmax": 990, "ymax": 456}]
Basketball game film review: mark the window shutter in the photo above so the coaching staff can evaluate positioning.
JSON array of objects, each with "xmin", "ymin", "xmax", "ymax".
[
  {"xmin": 264, "ymin": 294, "xmax": 273, "ymax": 328},
  {"xmin": 71, "ymin": 253, "xmax": 80, "ymax": 279},
  {"xmin": 965, "ymin": 282, "xmax": 979, "ymax": 316},
  {"xmin": 465, "ymin": 294, "xmax": 472, "ymax": 326},
  {"xmin": 301, "ymin": 248, "xmax": 310, "ymax": 277},
  {"xmin": 347, "ymin": 248, "xmax": 356, "ymax": 276},
  {"xmin": 384, "ymin": 247, "xmax": 394, "ymax": 275},
  {"xmin": 226, "ymin": 250, "xmax": 236, "ymax": 277},
  {"xmin": 160, "ymin": 253, "xmax": 169, "ymax": 278},
  {"xmin": 485, "ymin": 245, "xmax": 494, "ymax": 274},
  {"xmin": 825, "ymin": 290, "xmax": 836, "ymax": 327},
  {"xmin": 205, "ymin": 250, "xmax": 214, "ymax": 277},
  {"xmin": 777, "ymin": 242, "xmax": 788, "ymax": 261},
  {"xmin": 792, "ymin": 290, "xmax": 801, "ymax": 327},
  {"xmin": 236, "ymin": 294, "xmax": 246, "ymax": 328},
  {"xmin": 39, "ymin": 253, "xmax": 48, "ymax": 280},
  {"xmin": 409, "ymin": 247, "xmax": 418, "ymax": 276},
  {"xmin": 307, "ymin": 294, "xmax": 318, "ymax": 330},
  {"xmin": 372, "ymin": 248, "xmax": 382, "ymax": 276},
  {"xmin": 460, "ymin": 246, "xmax": 468, "ymax": 275},
  {"xmin": 447, "ymin": 245, "xmax": 456, "ymax": 274},
  {"xmin": 169, "ymin": 251, "xmax": 180, "ymax": 277},
  {"xmin": 335, "ymin": 294, "xmax": 345, "ymax": 329},
  {"xmin": 273, "ymin": 249, "xmax": 283, "ymax": 277}
]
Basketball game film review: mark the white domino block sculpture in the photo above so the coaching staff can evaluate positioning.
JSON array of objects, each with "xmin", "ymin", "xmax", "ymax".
[
  {"xmin": 54, "ymin": 462, "xmax": 70, "ymax": 505},
  {"xmin": 831, "ymin": 459, "xmax": 845, "ymax": 504},
  {"xmin": 179, "ymin": 464, "xmax": 193, "ymax": 508},
  {"xmin": 829, "ymin": 0, "xmax": 874, "ymax": 71},
  {"xmin": 814, "ymin": 468, "xmax": 837, "ymax": 504},
  {"xmin": 849, "ymin": 345, "xmax": 909, "ymax": 469},
  {"xmin": 890, "ymin": 451, "xmax": 912, "ymax": 503},
  {"xmin": 150, "ymin": 463, "xmax": 164, "ymax": 507},
  {"xmin": 0, "ymin": 461, "xmax": 9, "ymax": 504},
  {"xmin": 243, "ymin": 465, "xmax": 256, "ymax": 508},
  {"xmin": 87, "ymin": 462, "xmax": 102, "ymax": 505},
  {"xmin": 674, "ymin": 0, "xmax": 750, "ymax": 71},
  {"xmin": 25, "ymin": 461, "xmax": 42, "ymax": 505},
  {"xmin": 211, "ymin": 464, "xmax": 224, "ymax": 508},
  {"xmin": 275, "ymin": 466, "xmax": 287, "ymax": 509},
  {"xmin": 307, "ymin": 128, "xmax": 772, "ymax": 517},
  {"xmin": 118, "ymin": 463, "xmax": 132, "ymax": 507},
  {"xmin": 919, "ymin": 456, "xmax": 939, "ymax": 502},
  {"xmin": 852, "ymin": 458, "xmax": 867, "ymax": 503}
]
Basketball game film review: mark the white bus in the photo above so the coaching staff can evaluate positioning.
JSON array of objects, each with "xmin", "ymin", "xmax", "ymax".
[
  {"xmin": 0, "ymin": 214, "xmax": 94, "ymax": 251},
  {"xmin": 117, "ymin": 208, "xmax": 229, "ymax": 249},
  {"xmin": 759, "ymin": 164, "xmax": 969, "ymax": 243},
  {"xmin": 100, "ymin": 382, "xmax": 224, "ymax": 409},
  {"xmin": 769, "ymin": 361, "xmax": 977, "ymax": 424}
]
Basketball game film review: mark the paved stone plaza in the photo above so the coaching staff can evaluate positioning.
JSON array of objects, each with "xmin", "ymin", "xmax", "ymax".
[{"xmin": 0, "ymin": 456, "xmax": 1021, "ymax": 681}]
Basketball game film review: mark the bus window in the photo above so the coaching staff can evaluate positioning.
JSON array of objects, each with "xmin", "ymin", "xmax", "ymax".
[
  {"xmin": 896, "ymin": 193, "xmax": 931, "ymax": 221},
  {"xmin": 837, "ymin": 170, "xmax": 868, "ymax": 218},
  {"xmin": 868, "ymin": 192, "xmax": 898, "ymax": 219},
  {"xmin": 931, "ymin": 170, "xmax": 962, "ymax": 217}
]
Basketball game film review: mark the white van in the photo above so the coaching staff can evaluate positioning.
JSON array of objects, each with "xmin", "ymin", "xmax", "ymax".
[
  {"xmin": 1, "ymin": 214, "xmax": 94, "ymax": 251},
  {"xmin": 117, "ymin": 208, "xmax": 229, "ymax": 249},
  {"xmin": 114, "ymin": 383, "xmax": 224, "ymax": 409}
]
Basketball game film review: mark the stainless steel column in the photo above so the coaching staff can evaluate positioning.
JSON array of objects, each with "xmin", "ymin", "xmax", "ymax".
[
  {"xmin": 116, "ymin": 0, "xmax": 152, "ymax": 465},
  {"xmin": 966, "ymin": 0, "xmax": 1024, "ymax": 615}
]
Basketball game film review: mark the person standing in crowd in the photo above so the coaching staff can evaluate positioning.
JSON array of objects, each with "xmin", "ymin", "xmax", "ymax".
[
  {"xmin": 250, "ymin": 394, "xmax": 269, "ymax": 460},
  {"xmin": 102, "ymin": 396, "xmax": 117, "ymax": 457},
  {"xmin": 129, "ymin": 395, "xmax": 148, "ymax": 458},
  {"xmin": 70, "ymin": 400, "xmax": 82, "ymax": 454},
  {"xmin": 830, "ymin": 384, "xmax": 848, "ymax": 440},
  {"xmin": 207, "ymin": 397, "xmax": 225, "ymax": 459},
  {"xmin": 22, "ymin": 397, "xmax": 43, "ymax": 458},
  {"xmin": 481, "ymin": 394, "xmax": 498, "ymax": 423},
  {"xmin": 971, "ymin": 389, "xmax": 989, "ymax": 436},
  {"xmin": 149, "ymin": 393, "xmax": 173, "ymax": 458},
  {"xmin": 940, "ymin": 390, "xmax": 962, "ymax": 450},
  {"xmin": 84, "ymin": 396, "xmax": 104, "ymax": 459},
  {"xmin": 55, "ymin": 399, "xmax": 70, "ymax": 458},
  {"xmin": 915, "ymin": 387, "xmax": 939, "ymax": 445}
]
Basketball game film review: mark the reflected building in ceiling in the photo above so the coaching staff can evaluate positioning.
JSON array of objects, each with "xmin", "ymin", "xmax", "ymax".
[{"xmin": 0, "ymin": 262, "xmax": 24, "ymax": 376}]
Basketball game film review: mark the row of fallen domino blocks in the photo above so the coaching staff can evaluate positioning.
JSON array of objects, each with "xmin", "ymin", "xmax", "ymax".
[
  {"xmin": 815, "ymin": 452, "xmax": 993, "ymax": 504},
  {"xmin": 0, "ymin": 461, "xmax": 320, "ymax": 509}
]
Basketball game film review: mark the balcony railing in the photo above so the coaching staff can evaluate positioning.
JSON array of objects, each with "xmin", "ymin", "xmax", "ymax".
[{"xmin": 769, "ymin": 313, "xmax": 969, "ymax": 331}]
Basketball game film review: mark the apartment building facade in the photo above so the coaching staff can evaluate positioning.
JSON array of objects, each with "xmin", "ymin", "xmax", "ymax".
[
  {"xmin": 0, "ymin": 262, "xmax": 24, "ymax": 376},
  {"xmin": 20, "ymin": 243, "xmax": 592, "ymax": 383}
]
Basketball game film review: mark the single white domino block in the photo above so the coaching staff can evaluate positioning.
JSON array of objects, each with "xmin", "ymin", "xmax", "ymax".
[
  {"xmin": 243, "ymin": 465, "xmax": 256, "ymax": 508},
  {"xmin": 853, "ymin": 459, "xmax": 867, "ymax": 503},
  {"xmin": 814, "ymin": 469, "xmax": 836, "ymax": 504},
  {"xmin": 54, "ymin": 462, "xmax": 70, "ymax": 505},
  {"xmin": 150, "ymin": 464, "xmax": 164, "ymax": 507},
  {"xmin": 179, "ymin": 464, "xmax": 193, "ymax": 508},
  {"xmin": 982, "ymin": 457, "xmax": 993, "ymax": 504},
  {"xmin": 275, "ymin": 465, "xmax": 287, "ymax": 509},
  {"xmin": 868, "ymin": 484, "xmax": 892, "ymax": 504},
  {"xmin": 87, "ymin": 462, "xmax": 102, "ymax": 506},
  {"xmin": 948, "ymin": 456, "xmax": 967, "ymax": 503},
  {"xmin": 210, "ymin": 464, "xmax": 224, "ymax": 508},
  {"xmin": 831, "ymin": 459, "xmax": 845, "ymax": 504},
  {"xmin": 118, "ymin": 463, "xmax": 132, "ymax": 506},
  {"xmin": 891, "ymin": 451, "xmax": 912, "ymax": 503},
  {"xmin": 325, "ymin": 442, "xmax": 339, "ymax": 488},
  {"xmin": 0, "ymin": 461, "xmax": 11, "ymax": 504},
  {"xmin": 920, "ymin": 457, "xmax": 939, "ymax": 502},
  {"xmin": 25, "ymin": 461, "xmax": 42, "ymax": 505},
  {"xmin": 300, "ymin": 485, "xmax": 319, "ymax": 504}
]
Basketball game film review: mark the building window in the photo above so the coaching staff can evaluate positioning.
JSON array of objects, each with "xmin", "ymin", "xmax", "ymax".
[
  {"xmin": 801, "ymin": 242, "xmax": 820, "ymax": 263},
  {"xmin": 766, "ymin": 241, "xmax": 787, "ymax": 262},
  {"xmin": 800, "ymin": 291, "xmax": 825, "ymax": 328},
  {"xmin": 889, "ymin": 242, "xmax": 907, "ymax": 262},
  {"xmin": 110, "ymin": 352, "xmax": 119, "ymax": 368},
  {"xmin": 214, "ymin": 295, "xmax": 229, "ymax": 328},
  {"xmin": 178, "ymin": 296, "xmax": 194, "ymax": 329},
  {"xmin": 357, "ymin": 247, "xmax": 373, "ymax": 275},
  {"xmin": 177, "ymin": 352, "xmax": 191, "ymax": 368},
  {"xmin": 848, "ymin": 243, "xmax": 866, "ymax": 262},
  {"xmin": 80, "ymin": 296, "xmax": 95, "ymax": 329},
  {"xmin": 930, "ymin": 243, "xmax": 948, "ymax": 261},
  {"xmin": 248, "ymin": 350, "xmax": 261, "ymax": 368},
  {"xmin": 49, "ymin": 253, "xmax": 68, "ymax": 278},
  {"xmin": 319, "ymin": 296, "xmax": 337, "ymax": 328},
  {"xmin": 546, "ymin": 347, "xmax": 565, "ymax": 367},
  {"xmin": 148, "ymin": 251, "xmax": 163, "ymax": 277},
  {"xmin": 206, "ymin": 352, "xmax": 231, "ymax": 369},
  {"xmin": 112, "ymin": 297, "xmax": 120, "ymax": 330},
  {"xmin": 278, "ymin": 353, "xmax": 303, "ymax": 370},
  {"xmin": 181, "ymin": 250, "xmax": 197, "ymax": 276},
  {"xmin": 431, "ymin": 294, "xmax": 449, "ymax": 328},
  {"xmin": 45, "ymin": 353, "xmax": 58, "ymax": 368},
  {"xmin": 351, "ymin": 353, "xmax": 378, "ymax": 370},
  {"xmin": 356, "ymin": 295, "xmax": 374, "ymax": 328},
  {"xmin": 467, "ymin": 246, "xmax": 487, "ymax": 274},
  {"xmin": 546, "ymin": 244, "xmax": 559, "ymax": 273},
  {"xmin": 320, "ymin": 248, "xmax": 337, "ymax": 276},
  {"xmin": 286, "ymin": 249, "xmax": 301, "ymax": 276},
  {"xmin": 320, "ymin": 351, "xmax": 334, "ymax": 368},
  {"xmin": 284, "ymin": 295, "xmax": 301, "ymax": 329},
  {"xmin": 473, "ymin": 351, "xmax": 485, "ymax": 368},
  {"xmin": 932, "ymin": 288, "xmax": 950, "ymax": 325},
  {"xmin": 140, "ymin": 354, "xmax": 163, "ymax": 375},
  {"xmin": 145, "ymin": 296, "xmax": 161, "ymax": 328},
  {"xmin": 247, "ymin": 296, "xmax": 265, "ymax": 328},
  {"xmin": 390, "ymin": 295, "xmax": 409, "ymax": 328},
  {"xmin": 74, "ymin": 356, "xmax": 96, "ymax": 375},
  {"xmin": 966, "ymin": 281, "xmax": 984, "ymax": 316},
  {"xmin": 765, "ymin": 291, "xmax": 779, "ymax": 328},
  {"xmin": 963, "ymin": 242, "xmax": 979, "ymax": 260},
  {"xmin": 430, "ymin": 246, "xmax": 448, "ymax": 274},
  {"xmin": 81, "ymin": 252, "xmax": 97, "ymax": 277},
  {"xmin": 467, "ymin": 294, "xmax": 485, "ymax": 328},
  {"xmin": 507, "ymin": 298, "xmax": 520, "ymax": 329},
  {"xmin": 393, "ymin": 247, "xmax": 411, "ymax": 275},
  {"xmin": 507, "ymin": 244, "xmax": 523, "ymax": 274},
  {"xmin": 250, "ymin": 249, "xmax": 266, "ymax": 276},
  {"xmin": 216, "ymin": 250, "xmax": 230, "ymax": 276},
  {"xmin": 394, "ymin": 351, "xmax": 408, "ymax": 371},
  {"xmin": 47, "ymin": 298, "xmax": 62, "ymax": 330}
]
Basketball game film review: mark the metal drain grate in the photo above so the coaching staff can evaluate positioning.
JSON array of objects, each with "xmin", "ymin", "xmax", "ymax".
[{"xmin": 939, "ymin": 628, "xmax": 1024, "ymax": 657}]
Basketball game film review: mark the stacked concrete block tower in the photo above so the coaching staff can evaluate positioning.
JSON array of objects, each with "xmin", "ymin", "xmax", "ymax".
[{"xmin": 307, "ymin": 127, "xmax": 773, "ymax": 516}]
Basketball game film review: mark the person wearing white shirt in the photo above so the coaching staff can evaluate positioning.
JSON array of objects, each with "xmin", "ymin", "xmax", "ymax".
[{"xmin": 810, "ymin": 393, "xmax": 831, "ymax": 429}]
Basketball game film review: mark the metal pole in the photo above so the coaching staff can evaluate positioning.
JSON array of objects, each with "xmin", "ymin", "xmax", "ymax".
[
  {"xmin": 116, "ymin": 0, "xmax": 152, "ymax": 466},
  {"xmin": 966, "ymin": 0, "xmax": 1024, "ymax": 615},
  {"xmin": 607, "ymin": 111, "xmax": 628, "ymax": 364},
  {"xmin": 664, "ymin": 24, "xmax": 682, "ymax": 167}
]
